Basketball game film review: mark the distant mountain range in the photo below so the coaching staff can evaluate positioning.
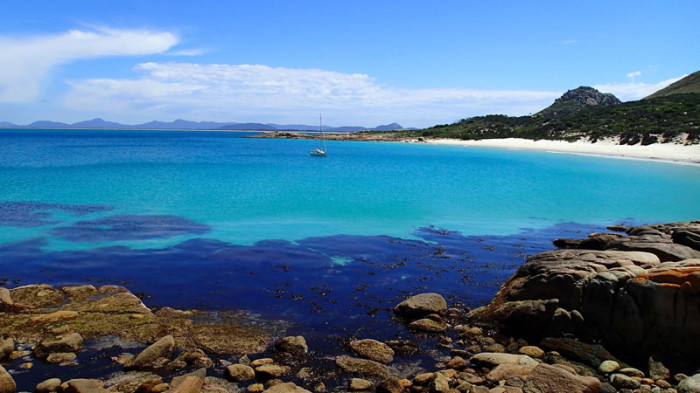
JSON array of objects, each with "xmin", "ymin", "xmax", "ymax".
[{"xmin": 0, "ymin": 118, "xmax": 410, "ymax": 132}]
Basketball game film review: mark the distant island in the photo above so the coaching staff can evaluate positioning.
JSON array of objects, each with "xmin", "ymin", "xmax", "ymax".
[{"xmin": 0, "ymin": 118, "xmax": 411, "ymax": 133}]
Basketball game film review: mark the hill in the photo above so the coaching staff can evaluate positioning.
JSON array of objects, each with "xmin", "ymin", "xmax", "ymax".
[
  {"xmin": 536, "ymin": 86, "xmax": 621, "ymax": 117},
  {"xmin": 406, "ymin": 89, "xmax": 699, "ymax": 145},
  {"xmin": 645, "ymin": 71, "xmax": 700, "ymax": 99}
]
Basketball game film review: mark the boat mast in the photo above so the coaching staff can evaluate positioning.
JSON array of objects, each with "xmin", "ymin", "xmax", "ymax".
[{"xmin": 320, "ymin": 113, "xmax": 326, "ymax": 152}]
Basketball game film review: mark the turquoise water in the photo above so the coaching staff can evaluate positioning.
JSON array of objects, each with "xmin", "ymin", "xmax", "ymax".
[
  {"xmin": 2, "ymin": 129, "xmax": 700, "ymax": 387},
  {"xmin": 1, "ymin": 129, "xmax": 699, "ymax": 251}
]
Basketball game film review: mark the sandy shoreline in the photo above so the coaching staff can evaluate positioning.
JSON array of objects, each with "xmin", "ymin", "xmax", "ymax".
[{"xmin": 425, "ymin": 137, "xmax": 700, "ymax": 166}]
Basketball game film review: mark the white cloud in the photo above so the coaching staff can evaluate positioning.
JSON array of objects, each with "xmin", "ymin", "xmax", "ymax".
[
  {"xmin": 61, "ymin": 62, "xmax": 561, "ymax": 126},
  {"xmin": 626, "ymin": 70, "xmax": 642, "ymax": 79},
  {"xmin": 0, "ymin": 27, "xmax": 178, "ymax": 103},
  {"xmin": 594, "ymin": 75, "xmax": 684, "ymax": 101}
]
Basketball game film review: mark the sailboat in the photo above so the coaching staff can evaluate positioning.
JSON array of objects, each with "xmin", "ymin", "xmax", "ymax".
[{"xmin": 309, "ymin": 114, "xmax": 327, "ymax": 157}]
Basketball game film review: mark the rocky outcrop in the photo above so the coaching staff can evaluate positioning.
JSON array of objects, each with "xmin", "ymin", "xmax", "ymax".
[
  {"xmin": 536, "ymin": 86, "xmax": 621, "ymax": 117},
  {"xmin": 472, "ymin": 221, "xmax": 700, "ymax": 370},
  {"xmin": 0, "ymin": 366, "xmax": 15, "ymax": 393}
]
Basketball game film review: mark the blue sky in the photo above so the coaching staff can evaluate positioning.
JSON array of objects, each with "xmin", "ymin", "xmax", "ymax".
[{"xmin": 1, "ymin": 1, "xmax": 698, "ymax": 128}]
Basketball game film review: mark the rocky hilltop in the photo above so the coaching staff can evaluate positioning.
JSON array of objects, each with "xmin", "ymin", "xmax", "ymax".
[{"xmin": 536, "ymin": 87, "xmax": 621, "ymax": 117}]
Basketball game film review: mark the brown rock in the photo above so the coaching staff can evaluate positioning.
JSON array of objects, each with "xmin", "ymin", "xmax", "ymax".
[
  {"xmin": 376, "ymin": 377, "xmax": 403, "ymax": 393},
  {"xmin": 446, "ymin": 356, "xmax": 467, "ymax": 370},
  {"xmin": 0, "ymin": 288, "xmax": 13, "ymax": 311},
  {"xmin": 34, "ymin": 333, "xmax": 84, "ymax": 358},
  {"xmin": 335, "ymin": 355, "xmax": 389, "ymax": 378},
  {"xmin": 528, "ymin": 363, "xmax": 600, "ymax": 393},
  {"xmin": 227, "ymin": 364, "xmax": 256, "ymax": 381},
  {"xmin": 394, "ymin": 293, "xmax": 447, "ymax": 319},
  {"xmin": 275, "ymin": 336, "xmax": 308, "ymax": 356},
  {"xmin": 408, "ymin": 318, "xmax": 447, "ymax": 333},
  {"xmin": 470, "ymin": 353, "xmax": 538, "ymax": 368},
  {"xmin": 250, "ymin": 358, "xmax": 275, "ymax": 367},
  {"xmin": 169, "ymin": 369, "xmax": 206, "ymax": 393},
  {"xmin": 0, "ymin": 366, "xmax": 15, "ymax": 393},
  {"xmin": 430, "ymin": 373, "xmax": 450, "ymax": 393},
  {"xmin": 255, "ymin": 364, "xmax": 291, "ymax": 378},
  {"xmin": 263, "ymin": 382, "xmax": 312, "ymax": 393},
  {"xmin": 349, "ymin": 339, "xmax": 395, "ymax": 364},
  {"xmin": 46, "ymin": 352, "xmax": 77, "ymax": 364},
  {"xmin": 63, "ymin": 379, "xmax": 107, "ymax": 393},
  {"xmin": 30, "ymin": 310, "xmax": 79, "ymax": 325},
  {"xmin": 485, "ymin": 364, "xmax": 536, "ymax": 383},
  {"xmin": 126, "ymin": 335, "xmax": 175, "ymax": 370},
  {"xmin": 35, "ymin": 378, "xmax": 62, "ymax": 393},
  {"xmin": 517, "ymin": 346, "xmax": 544, "ymax": 359},
  {"xmin": 0, "ymin": 338, "xmax": 13, "ymax": 361},
  {"xmin": 349, "ymin": 378, "xmax": 372, "ymax": 391}
]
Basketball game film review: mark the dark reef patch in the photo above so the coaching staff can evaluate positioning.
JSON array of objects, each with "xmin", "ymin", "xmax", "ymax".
[
  {"xmin": 0, "ymin": 201, "xmax": 113, "ymax": 227},
  {"xmin": 50, "ymin": 214, "xmax": 211, "ymax": 242}
]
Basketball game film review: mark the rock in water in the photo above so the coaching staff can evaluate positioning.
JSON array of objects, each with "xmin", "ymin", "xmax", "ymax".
[
  {"xmin": 126, "ymin": 335, "xmax": 175, "ymax": 370},
  {"xmin": 275, "ymin": 336, "xmax": 308, "ymax": 356},
  {"xmin": 0, "ymin": 338, "xmax": 13, "ymax": 362},
  {"xmin": 227, "ymin": 364, "xmax": 256, "ymax": 381},
  {"xmin": 35, "ymin": 378, "xmax": 62, "ymax": 393},
  {"xmin": 394, "ymin": 293, "xmax": 446, "ymax": 319},
  {"xmin": 62, "ymin": 379, "xmax": 106, "ymax": 393},
  {"xmin": 376, "ymin": 377, "xmax": 403, "ymax": 393},
  {"xmin": 335, "ymin": 355, "xmax": 389, "ymax": 378},
  {"xmin": 34, "ymin": 333, "xmax": 84, "ymax": 358},
  {"xmin": 0, "ymin": 366, "xmax": 15, "ymax": 393},
  {"xmin": 349, "ymin": 339, "xmax": 394, "ymax": 363}
]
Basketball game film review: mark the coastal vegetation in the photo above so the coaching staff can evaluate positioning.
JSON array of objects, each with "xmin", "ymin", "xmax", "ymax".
[
  {"xmin": 388, "ymin": 71, "xmax": 700, "ymax": 145},
  {"xmin": 403, "ymin": 92, "xmax": 700, "ymax": 145}
]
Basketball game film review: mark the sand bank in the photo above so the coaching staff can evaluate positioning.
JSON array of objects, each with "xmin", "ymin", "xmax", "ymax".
[{"xmin": 425, "ymin": 137, "xmax": 700, "ymax": 165}]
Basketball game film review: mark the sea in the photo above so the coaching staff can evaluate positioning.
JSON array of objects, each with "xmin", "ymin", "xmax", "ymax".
[{"xmin": 1, "ymin": 129, "xmax": 699, "ymax": 384}]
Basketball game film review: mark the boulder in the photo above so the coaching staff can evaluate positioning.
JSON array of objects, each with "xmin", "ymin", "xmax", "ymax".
[
  {"xmin": 598, "ymin": 360, "xmax": 620, "ymax": 374},
  {"xmin": 275, "ymin": 336, "xmax": 308, "ymax": 356},
  {"xmin": 0, "ymin": 338, "xmax": 13, "ymax": 361},
  {"xmin": 255, "ymin": 364, "xmax": 291, "ymax": 378},
  {"xmin": 469, "ymin": 353, "xmax": 539, "ymax": 368},
  {"xmin": 430, "ymin": 373, "xmax": 450, "ymax": 393},
  {"xmin": 679, "ymin": 373, "xmax": 700, "ymax": 393},
  {"xmin": 34, "ymin": 333, "xmax": 83, "ymax": 358},
  {"xmin": 36, "ymin": 378, "xmax": 62, "ymax": 393},
  {"xmin": 227, "ymin": 364, "xmax": 256, "ymax": 381},
  {"xmin": 263, "ymin": 382, "xmax": 312, "ymax": 393},
  {"xmin": 376, "ymin": 377, "xmax": 403, "ymax": 393},
  {"xmin": 648, "ymin": 356, "xmax": 670, "ymax": 381},
  {"xmin": 168, "ymin": 369, "xmax": 205, "ymax": 393},
  {"xmin": 0, "ymin": 366, "xmax": 15, "ymax": 393},
  {"xmin": 62, "ymin": 379, "xmax": 106, "ymax": 393},
  {"xmin": 394, "ymin": 293, "xmax": 447, "ymax": 319},
  {"xmin": 485, "ymin": 364, "xmax": 536, "ymax": 382},
  {"xmin": 610, "ymin": 373, "xmax": 641, "ymax": 390},
  {"xmin": 126, "ymin": 335, "xmax": 175, "ymax": 370},
  {"xmin": 349, "ymin": 339, "xmax": 395, "ymax": 364},
  {"xmin": 527, "ymin": 363, "xmax": 600, "ymax": 393},
  {"xmin": 335, "ymin": 355, "xmax": 389, "ymax": 378},
  {"xmin": 349, "ymin": 378, "xmax": 372, "ymax": 391},
  {"xmin": 0, "ymin": 288, "xmax": 13, "ymax": 312},
  {"xmin": 472, "ymin": 226, "xmax": 700, "ymax": 369},
  {"xmin": 408, "ymin": 318, "xmax": 447, "ymax": 332}
]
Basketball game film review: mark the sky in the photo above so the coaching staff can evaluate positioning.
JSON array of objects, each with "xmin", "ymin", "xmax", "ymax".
[{"xmin": 0, "ymin": 1, "xmax": 698, "ymax": 128}]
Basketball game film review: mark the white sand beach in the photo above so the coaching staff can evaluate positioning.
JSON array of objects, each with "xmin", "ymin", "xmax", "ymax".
[{"xmin": 426, "ymin": 137, "xmax": 700, "ymax": 165}]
